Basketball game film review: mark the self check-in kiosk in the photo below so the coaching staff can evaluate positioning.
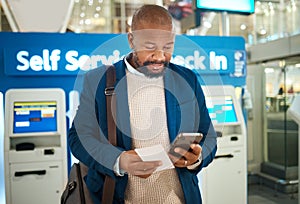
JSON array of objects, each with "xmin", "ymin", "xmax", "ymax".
[
  {"xmin": 287, "ymin": 95, "xmax": 300, "ymax": 204},
  {"xmin": 4, "ymin": 88, "xmax": 68, "ymax": 204},
  {"xmin": 198, "ymin": 85, "xmax": 247, "ymax": 204}
]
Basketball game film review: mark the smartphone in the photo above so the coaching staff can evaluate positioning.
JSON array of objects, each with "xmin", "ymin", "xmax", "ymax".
[{"xmin": 169, "ymin": 132, "xmax": 203, "ymax": 158}]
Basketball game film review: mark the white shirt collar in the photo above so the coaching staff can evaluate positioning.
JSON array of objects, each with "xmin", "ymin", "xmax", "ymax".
[{"xmin": 124, "ymin": 53, "xmax": 145, "ymax": 77}]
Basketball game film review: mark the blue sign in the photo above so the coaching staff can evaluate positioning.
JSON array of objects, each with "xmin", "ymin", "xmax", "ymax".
[{"xmin": 1, "ymin": 32, "xmax": 246, "ymax": 84}]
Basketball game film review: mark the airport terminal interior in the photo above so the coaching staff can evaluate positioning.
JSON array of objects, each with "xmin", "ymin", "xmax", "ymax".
[{"xmin": 0, "ymin": 0, "xmax": 300, "ymax": 203}]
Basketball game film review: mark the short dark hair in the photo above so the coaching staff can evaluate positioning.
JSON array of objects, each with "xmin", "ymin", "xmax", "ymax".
[{"xmin": 131, "ymin": 4, "xmax": 173, "ymax": 31}]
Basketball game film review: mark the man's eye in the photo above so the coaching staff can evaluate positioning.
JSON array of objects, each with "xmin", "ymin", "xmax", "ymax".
[
  {"xmin": 145, "ymin": 45, "xmax": 156, "ymax": 50},
  {"xmin": 163, "ymin": 46, "xmax": 172, "ymax": 50}
]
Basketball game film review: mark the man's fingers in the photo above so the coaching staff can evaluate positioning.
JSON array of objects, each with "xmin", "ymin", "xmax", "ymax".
[
  {"xmin": 136, "ymin": 164, "xmax": 158, "ymax": 175},
  {"xmin": 169, "ymin": 144, "xmax": 202, "ymax": 168},
  {"xmin": 173, "ymin": 147, "xmax": 188, "ymax": 157},
  {"xmin": 121, "ymin": 151, "xmax": 162, "ymax": 177},
  {"xmin": 190, "ymin": 144, "xmax": 201, "ymax": 155}
]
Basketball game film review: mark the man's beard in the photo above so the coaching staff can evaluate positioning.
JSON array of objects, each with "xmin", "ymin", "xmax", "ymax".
[
  {"xmin": 133, "ymin": 54, "xmax": 169, "ymax": 78},
  {"xmin": 138, "ymin": 61, "xmax": 168, "ymax": 78}
]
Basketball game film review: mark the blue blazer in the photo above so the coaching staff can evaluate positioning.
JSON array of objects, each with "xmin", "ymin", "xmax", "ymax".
[{"xmin": 68, "ymin": 59, "xmax": 217, "ymax": 204}]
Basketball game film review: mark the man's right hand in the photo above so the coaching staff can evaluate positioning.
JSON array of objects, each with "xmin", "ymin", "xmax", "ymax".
[{"xmin": 119, "ymin": 150, "xmax": 162, "ymax": 179}]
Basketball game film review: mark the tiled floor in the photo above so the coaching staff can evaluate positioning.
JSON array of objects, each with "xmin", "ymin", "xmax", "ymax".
[{"xmin": 248, "ymin": 184, "xmax": 298, "ymax": 204}]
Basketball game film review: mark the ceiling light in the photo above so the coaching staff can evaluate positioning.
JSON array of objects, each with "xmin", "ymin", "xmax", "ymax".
[{"xmin": 240, "ymin": 24, "xmax": 247, "ymax": 30}]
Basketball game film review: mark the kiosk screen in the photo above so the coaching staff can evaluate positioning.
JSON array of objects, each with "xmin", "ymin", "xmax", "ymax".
[
  {"xmin": 13, "ymin": 101, "xmax": 57, "ymax": 133},
  {"xmin": 206, "ymin": 96, "xmax": 238, "ymax": 124}
]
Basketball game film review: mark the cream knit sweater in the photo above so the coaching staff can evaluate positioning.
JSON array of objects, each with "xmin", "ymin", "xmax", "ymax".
[{"xmin": 124, "ymin": 71, "xmax": 185, "ymax": 204}]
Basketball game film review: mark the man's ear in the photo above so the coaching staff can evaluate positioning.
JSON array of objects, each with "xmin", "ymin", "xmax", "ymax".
[{"xmin": 128, "ymin": 33, "xmax": 134, "ymax": 49}]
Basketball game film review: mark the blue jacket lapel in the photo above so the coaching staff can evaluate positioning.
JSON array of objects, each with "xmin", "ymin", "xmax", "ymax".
[
  {"xmin": 114, "ymin": 61, "xmax": 132, "ymax": 150},
  {"xmin": 164, "ymin": 67, "xmax": 178, "ymax": 143}
]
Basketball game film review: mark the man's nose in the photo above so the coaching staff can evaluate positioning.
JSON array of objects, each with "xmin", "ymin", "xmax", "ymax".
[{"xmin": 153, "ymin": 50, "xmax": 165, "ymax": 61}]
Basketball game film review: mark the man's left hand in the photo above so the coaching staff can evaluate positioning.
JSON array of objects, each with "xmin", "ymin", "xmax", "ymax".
[{"xmin": 168, "ymin": 144, "xmax": 202, "ymax": 168}]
